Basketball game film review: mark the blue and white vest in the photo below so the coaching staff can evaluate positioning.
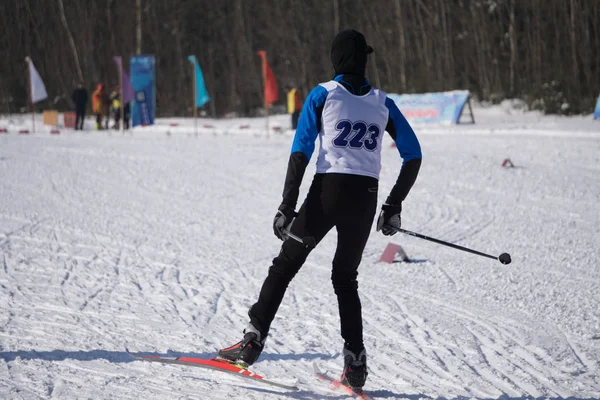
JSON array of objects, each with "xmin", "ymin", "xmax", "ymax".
[{"xmin": 315, "ymin": 80, "xmax": 389, "ymax": 179}]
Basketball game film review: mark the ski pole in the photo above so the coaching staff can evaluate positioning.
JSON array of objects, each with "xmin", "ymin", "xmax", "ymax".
[
  {"xmin": 397, "ymin": 228, "xmax": 511, "ymax": 265},
  {"xmin": 283, "ymin": 229, "xmax": 316, "ymax": 249}
]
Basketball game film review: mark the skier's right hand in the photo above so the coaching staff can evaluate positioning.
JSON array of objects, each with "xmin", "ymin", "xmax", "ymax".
[
  {"xmin": 376, "ymin": 203, "xmax": 402, "ymax": 236},
  {"xmin": 273, "ymin": 204, "xmax": 298, "ymax": 240}
]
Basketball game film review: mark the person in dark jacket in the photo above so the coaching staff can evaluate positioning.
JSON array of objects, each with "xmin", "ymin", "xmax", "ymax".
[
  {"xmin": 218, "ymin": 29, "xmax": 422, "ymax": 391},
  {"xmin": 71, "ymin": 83, "xmax": 88, "ymax": 130}
]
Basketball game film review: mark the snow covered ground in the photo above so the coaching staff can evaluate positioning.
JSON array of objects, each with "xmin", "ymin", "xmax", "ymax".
[{"xmin": 1, "ymin": 103, "xmax": 599, "ymax": 399}]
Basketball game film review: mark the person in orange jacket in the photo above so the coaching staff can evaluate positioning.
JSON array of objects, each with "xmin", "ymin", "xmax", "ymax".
[{"xmin": 92, "ymin": 83, "xmax": 106, "ymax": 130}]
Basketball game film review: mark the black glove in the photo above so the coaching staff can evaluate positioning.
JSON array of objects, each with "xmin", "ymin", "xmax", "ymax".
[
  {"xmin": 376, "ymin": 203, "xmax": 402, "ymax": 236},
  {"xmin": 273, "ymin": 204, "xmax": 298, "ymax": 240}
]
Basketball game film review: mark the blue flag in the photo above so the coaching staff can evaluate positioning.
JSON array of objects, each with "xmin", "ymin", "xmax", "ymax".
[
  {"xmin": 594, "ymin": 95, "xmax": 600, "ymax": 120},
  {"xmin": 188, "ymin": 55, "xmax": 210, "ymax": 108}
]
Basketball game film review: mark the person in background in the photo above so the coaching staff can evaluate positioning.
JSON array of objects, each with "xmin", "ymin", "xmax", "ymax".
[
  {"xmin": 92, "ymin": 83, "xmax": 105, "ymax": 130},
  {"xmin": 110, "ymin": 86, "xmax": 131, "ymax": 130},
  {"xmin": 103, "ymin": 87, "xmax": 112, "ymax": 130},
  {"xmin": 71, "ymin": 83, "xmax": 88, "ymax": 130},
  {"xmin": 110, "ymin": 86, "xmax": 120, "ymax": 130},
  {"xmin": 286, "ymin": 85, "xmax": 302, "ymax": 130},
  {"xmin": 123, "ymin": 100, "xmax": 131, "ymax": 129}
]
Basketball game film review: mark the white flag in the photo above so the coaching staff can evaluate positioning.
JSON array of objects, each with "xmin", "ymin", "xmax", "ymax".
[{"xmin": 28, "ymin": 58, "xmax": 48, "ymax": 104}]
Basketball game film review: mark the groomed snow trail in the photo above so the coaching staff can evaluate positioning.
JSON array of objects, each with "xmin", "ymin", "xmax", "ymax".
[{"xmin": 1, "ymin": 109, "xmax": 599, "ymax": 399}]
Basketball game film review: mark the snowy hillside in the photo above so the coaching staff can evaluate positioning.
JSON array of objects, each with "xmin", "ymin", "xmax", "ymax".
[{"xmin": 1, "ymin": 104, "xmax": 599, "ymax": 399}]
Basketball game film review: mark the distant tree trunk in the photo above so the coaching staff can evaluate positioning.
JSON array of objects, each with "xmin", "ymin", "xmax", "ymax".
[
  {"xmin": 136, "ymin": 0, "xmax": 142, "ymax": 54},
  {"xmin": 508, "ymin": 0, "xmax": 517, "ymax": 96},
  {"xmin": 393, "ymin": 0, "xmax": 407, "ymax": 90},
  {"xmin": 568, "ymin": 0, "xmax": 580, "ymax": 100},
  {"xmin": 439, "ymin": 0, "xmax": 454, "ymax": 90},
  {"xmin": 106, "ymin": 0, "xmax": 117, "ymax": 57},
  {"xmin": 333, "ymin": 0, "xmax": 340, "ymax": 36},
  {"xmin": 57, "ymin": 0, "xmax": 83, "ymax": 83}
]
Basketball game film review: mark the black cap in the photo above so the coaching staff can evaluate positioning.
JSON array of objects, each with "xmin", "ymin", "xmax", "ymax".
[{"xmin": 331, "ymin": 29, "xmax": 373, "ymax": 76}]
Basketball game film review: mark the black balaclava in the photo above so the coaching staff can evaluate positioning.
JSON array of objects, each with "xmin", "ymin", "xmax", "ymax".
[{"xmin": 330, "ymin": 29, "xmax": 374, "ymax": 77}]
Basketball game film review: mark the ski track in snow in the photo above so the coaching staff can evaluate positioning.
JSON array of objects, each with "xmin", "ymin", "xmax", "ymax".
[{"xmin": 1, "ymin": 108, "xmax": 599, "ymax": 399}]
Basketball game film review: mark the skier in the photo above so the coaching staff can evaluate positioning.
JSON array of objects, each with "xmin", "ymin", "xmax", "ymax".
[{"xmin": 218, "ymin": 29, "xmax": 422, "ymax": 390}]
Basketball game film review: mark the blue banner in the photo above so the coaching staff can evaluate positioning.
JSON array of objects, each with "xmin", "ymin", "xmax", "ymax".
[
  {"xmin": 187, "ymin": 55, "xmax": 210, "ymax": 108},
  {"xmin": 130, "ymin": 55, "xmax": 156, "ymax": 127},
  {"xmin": 594, "ymin": 95, "xmax": 600, "ymax": 120},
  {"xmin": 388, "ymin": 90, "xmax": 471, "ymax": 124}
]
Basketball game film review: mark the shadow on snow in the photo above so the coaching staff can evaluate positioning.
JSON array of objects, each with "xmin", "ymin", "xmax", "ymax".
[
  {"xmin": 1, "ymin": 350, "xmax": 596, "ymax": 400},
  {"xmin": 0, "ymin": 349, "xmax": 331, "ymax": 364}
]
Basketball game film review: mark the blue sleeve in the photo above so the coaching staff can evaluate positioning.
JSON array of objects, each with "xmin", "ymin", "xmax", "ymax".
[
  {"xmin": 385, "ymin": 97, "xmax": 422, "ymax": 163},
  {"xmin": 290, "ymin": 85, "xmax": 329, "ymax": 159}
]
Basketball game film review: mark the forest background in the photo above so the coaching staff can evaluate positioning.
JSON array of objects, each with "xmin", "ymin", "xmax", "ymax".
[{"xmin": 1, "ymin": 0, "xmax": 598, "ymax": 117}]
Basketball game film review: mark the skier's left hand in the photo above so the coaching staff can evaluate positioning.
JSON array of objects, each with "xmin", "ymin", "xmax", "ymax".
[
  {"xmin": 376, "ymin": 203, "xmax": 402, "ymax": 236},
  {"xmin": 273, "ymin": 204, "xmax": 298, "ymax": 240}
]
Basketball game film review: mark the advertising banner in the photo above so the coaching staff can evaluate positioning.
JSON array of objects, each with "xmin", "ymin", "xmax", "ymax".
[
  {"xmin": 130, "ymin": 55, "xmax": 156, "ymax": 127},
  {"xmin": 388, "ymin": 90, "xmax": 471, "ymax": 124}
]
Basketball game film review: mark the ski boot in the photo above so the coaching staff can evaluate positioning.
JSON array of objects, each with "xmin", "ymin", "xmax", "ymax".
[
  {"xmin": 341, "ymin": 347, "xmax": 368, "ymax": 389},
  {"xmin": 217, "ymin": 324, "xmax": 265, "ymax": 368}
]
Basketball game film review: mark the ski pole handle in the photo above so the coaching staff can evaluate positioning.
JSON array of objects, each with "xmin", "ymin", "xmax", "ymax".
[{"xmin": 283, "ymin": 229, "xmax": 316, "ymax": 249}]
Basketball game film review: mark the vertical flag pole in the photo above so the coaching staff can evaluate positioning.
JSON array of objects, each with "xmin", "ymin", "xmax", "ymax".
[
  {"xmin": 262, "ymin": 52, "xmax": 269, "ymax": 138},
  {"xmin": 118, "ymin": 57, "xmax": 125, "ymax": 134},
  {"xmin": 27, "ymin": 57, "xmax": 35, "ymax": 133},
  {"xmin": 193, "ymin": 58, "xmax": 198, "ymax": 136},
  {"xmin": 265, "ymin": 85, "xmax": 269, "ymax": 138}
]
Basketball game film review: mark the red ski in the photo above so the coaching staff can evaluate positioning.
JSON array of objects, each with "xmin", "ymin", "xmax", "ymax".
[
  {"xmin": 313, "ymin": 363, "xmax": 371, "ymax": 399},
  {"xmin": 126, "ymin": 349, "xmax": 299, "ymax": 391}
]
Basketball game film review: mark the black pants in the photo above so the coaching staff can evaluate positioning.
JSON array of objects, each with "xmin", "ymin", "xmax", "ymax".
[
  {"xmin": 75, "ymin": 108, "xmax": 86, "ymax": 130},
  {"xmin": 249, "ymin": 173, "xmax": 378, "ymax": 353},
  {"xmin": 95, "ymin": 113, "xmax": 103, "ymax": 129},
  {"xmin": 291, "ymin": 111, "xmax": 300, "ymax": 130},
  {"xmin": 113, "ymin": 106, "xmax": 131, "ymax": 130}
]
